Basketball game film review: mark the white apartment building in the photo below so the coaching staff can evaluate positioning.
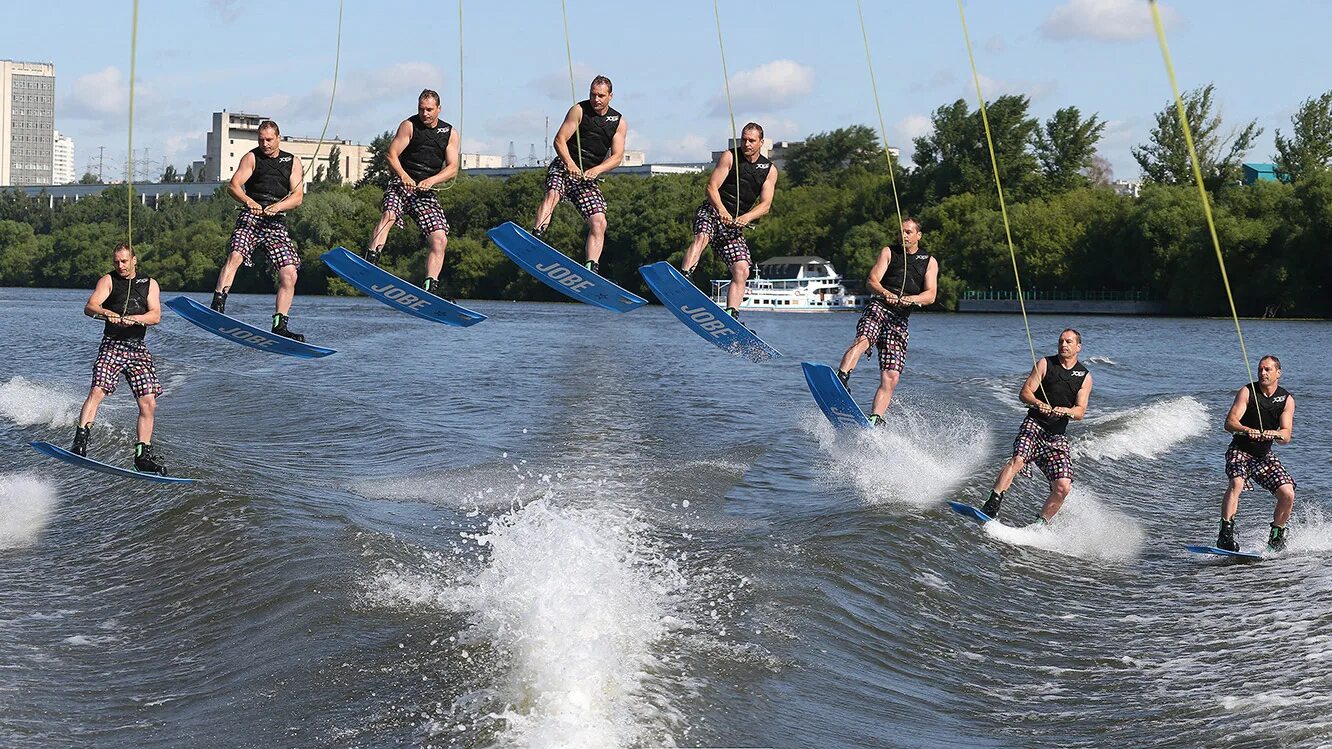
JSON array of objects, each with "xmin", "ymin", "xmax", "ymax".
[
  {"xmin": 52, "ymin": 130, "xmax": 75, "ymax": 184},
  {"xmin": 1, "ymin": 60, "xmax": 56, "ymax": 186}
]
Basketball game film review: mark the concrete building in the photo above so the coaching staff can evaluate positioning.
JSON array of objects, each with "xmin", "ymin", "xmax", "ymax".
[
  {"xmin": 201, "ymin": 110, "xmax": 370, "ymax": 185},
  {"xmin": 1112, "ymin": 179, "xmax": 1142, "ymax": 198},
  {"xmin": 52, "ymin": 130, "xmax": 74, "ymax": 184},
  {"xmin": 461, "ymin": 152, "xmax": 503, "ymax": 169},
  {"xmin": 1242, "ymin": 163, "xmax": 1283, "ymax": 185},
  {"xmin": 15, "ymin": 181, "xmax": 225, "ymax": 208},
  {"xmin": 1, "ymin": 60, "xmax": 56, "ymax": 186}
]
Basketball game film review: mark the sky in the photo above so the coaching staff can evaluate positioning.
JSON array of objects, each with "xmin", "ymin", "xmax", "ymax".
[{"xmin": 4, "ymin": 0, "xmax": 1329, "ymax": 183}]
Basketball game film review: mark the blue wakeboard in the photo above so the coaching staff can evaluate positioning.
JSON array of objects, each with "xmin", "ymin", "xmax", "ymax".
[
  {"xmin": 1185, "ymin": 545, "xmax": 1263, "ymax": 561},
  {"xmin": 486, "ymin": 221, "xmax": 647, "ymax": 313},
  {"xmin": 320, "ymin": 247, "xmax": 486, "ymax": 327},
  {"xmin": 31, "ymin": 441, "xmax": 196, "ymax": 485},
  {"xmin": 949, "ymin": 501, "xmax": 994, "ymax": 525},
  {"xmin": 165, "ymin": 296, "xmax": 336, "ymax": 358},
  {"xmin": 802, "ymin": 362, "xmax": 871, "ymax": 429},
  {"xmin": 638, "ymin": 261, "xmax": 782, "ymax": 363}
]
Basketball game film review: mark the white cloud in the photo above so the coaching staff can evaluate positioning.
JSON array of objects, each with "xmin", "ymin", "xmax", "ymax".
[
  {"xmin": 1041, "ymin": 0, "xmax": 1179, "ymax": 42},
  {"xmin": 67, "ymin": 68, "xmax": 131, "ymax": 119},
  {"xmin": 654, "ymin": 134, "xmax": 710, "ymax": 163},
  {"xmin": 710, "ymin": 60, "xmax": 814, "ymax": 117},
  {"xmin": 895, "ymin": 114, "xmax": 933, "ymax": 144},
  {"xmin": 529, "ymin": 63, "xmax": 599, "ymax": 102},
  {"xmin": 967, "ymin": 74, "xmax": 1058, "ymax": 103}
]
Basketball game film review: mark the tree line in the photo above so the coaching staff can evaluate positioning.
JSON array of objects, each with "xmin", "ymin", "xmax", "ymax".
[{"xmin": 4, "ymin": 85, "xmax": 1331, "ymax": 316}]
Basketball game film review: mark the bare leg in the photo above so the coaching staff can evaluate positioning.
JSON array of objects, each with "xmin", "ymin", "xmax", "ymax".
[
  {"xmin": 274, "ymin": 265, "xmax": 298, "ymax": 316},
  {"xmin": 681, "ymin": 233, "xmax": 711, "ymax": 272},
  {"xmin": 367, "ymin": 211, "xmax": 397, "ymax": 251},
  {"xmin": 1273, "ymin": 483, "xmax": 1295, "ymax": 526},
  {"xmin": 78, "ymin": 387, "xmax": 107, "ymax": 427},
  {"xmin": 726, "ymin": 260, "xmax": 750, "ymax": 310},
  {"xmin": 533, "ymin": 189, "xmax": 561, "ymax": 232},
  {"xmin": 1221, "ymin": 476, "xmax": 1245, "ymax": 519},
  {"xmin": 992, "ymin": 456, "xmax": 1026, "ymax": 494},
  {"xmin": 214, "ymin": 251, "xmax": 246, "ymax": 293},
  {"xmin": 585, "ymin": 212, "xmax": 607, "ymax": 264},
  {"xmin": 838, "ymin": 337, "xmax": 872, "ymax": 374},
  {"xmin": 869, "ymin": 369, "xmax": 901, "ymax": 416},
  {"xmin": 136, "ymin": 394, "xmax": 156, "ymax": 444},
  {"xmin": 1039, "ymin": 478, "xmax": 1073, "ymax": 521},
  {"xmin": 424, "ymin": 229, "xmax": 448, "ymax": 280}
]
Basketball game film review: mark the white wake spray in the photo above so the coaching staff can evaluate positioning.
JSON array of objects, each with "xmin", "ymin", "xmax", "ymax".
[
  {"xmin": 1074, "ymin": 396, "xmax": 1209, "ymax": 461},
  {"xmin": 0, "ymin": 376, "xmax": 83, "ymax": 428},
  {"xmin": 0, "ymin": 473, "xmax": 59, "ymax": 549}
]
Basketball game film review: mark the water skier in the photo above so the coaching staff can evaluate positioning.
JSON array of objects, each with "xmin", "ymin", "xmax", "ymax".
[
  {"xmin": 532, "ymin": 75, "xmax": 626, "ymax": 274},
  {"xmin": 1216, "ymin": 355, "xmax": 1296, "ymax": 552},
  {"xmin": 680, "ymin": 122, "xmax": 778, "ymax": 320},
  {"xmin": 363, "ymin": 88, "xmax": 460, "ymax": 300},
  {"xmin": 71, "ymin": 243, "xmax": 167, "ymax": 474},
  {"xmin": 211, "ymin": 119, "xmax": 307, "ymax": 341},
  {"xmin": 981, "ymin": 329, "xmax": 1092, "ymax": 523},
  {"xmin": 834, "ymin": 218, "xmax": 937, "ymax": 425}
]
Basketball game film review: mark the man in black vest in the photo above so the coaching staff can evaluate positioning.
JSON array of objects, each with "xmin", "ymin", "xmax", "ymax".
[
  {"xmin": 364, "ymin": 89, "xmax": 460, "ymax": 299},
  {"xmin": 981, "ymin": 329, "xmax": 1093, "ymax": 524},
  {"xmin": 532, "ymin": 75, "xmax": 627, "ymax": 274},
  {"xmin": 681, "ymin": 122, "xmax": 779, "ymax": 316},
  {"xmin": 71, "ymin": 243, "xmax": 167, "ymax": 474},
  {"xmin": 1217, "ymin": 355, "xmax": 1297, "ymax": 552},
  {"xmin": 834, "ymin": 218, "xmax": 937, "ymax": 426},
  {"xmin": 211, "ymin": 119, "xmax": 306, "ymax": 341}
]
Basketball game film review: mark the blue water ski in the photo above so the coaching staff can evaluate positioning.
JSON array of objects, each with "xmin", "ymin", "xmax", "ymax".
[
  {"xmin": 802, "ymin": 362, "xmax": 871, "ymax": 429},
  {"xmin": 320, "ymin": 247, "xmax": 486, "ymax": 327},
  {"xmin": 1185, "ymin": 545, "xmax": 1263, "ymax": 561},
  {"xmin": 486, "ymin": 221, "xmax": 647, "ymax": 313},
  {"xmin": 31, "ymin": 441, "xmax": 196, "ymax": 485},
  {"xmin": 638, "ymin": 261, "xmax": 782, "ymax": 363},
  {"xmin": 164, "ymin": 296, "xmax": 335, "ymax": 358},
  {"xmin": 949, "ymin": 501, "xmax": 993, "ymax": 525}
]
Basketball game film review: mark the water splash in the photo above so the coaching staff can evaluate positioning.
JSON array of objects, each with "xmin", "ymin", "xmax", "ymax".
[
  {"xmin": 0, "ymin": 376, "xmax": 82, "ymax": 428},
  {"xmin": 982, "ymin": 486, "xmax": 1145, "ymax": 562},
  {"xmin": 1074, "ymin": 396, "xmax": 1209, "ymax": 461},
  {"xmin": 0, "ymin": 473, "xmax": 59, "ymax": 550},
  {"xmin": 809, "ymin": 403, "xmax": 991, "ymax": 509}
]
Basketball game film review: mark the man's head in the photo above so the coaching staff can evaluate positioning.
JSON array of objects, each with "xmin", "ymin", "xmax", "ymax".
[
  {"xmin": 587, "ymin": 76, "xmax": 613, "ymax": 113},
  {"xmin": 900, "ymin": 217, "xmax": 922, "ymax": 250},
  {"xmin": 1258, "ymin": 355, "xmax": 1282, "ymax": 387},
  {"xmin": 257, "ymin": 120, "xmax": 281, "ymax": 157},
  {"xmin": 112, "ymin": 242, "xmax": 136, "ymax": 278},
  {"xmin": 1058, "ymin": 328, "xmax": 1082, "ymax": 358},
  {"xmin": 418, "ymin": 89, "xmax": 441, "ymax": 124},
  {"xmin": 739, "ymin": 122, "xmax": 764, "ymax": 159}
]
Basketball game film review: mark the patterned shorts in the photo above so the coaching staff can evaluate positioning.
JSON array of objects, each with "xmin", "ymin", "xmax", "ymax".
[
  {"xmin": 692, "ymin": 202, "xmax": 750, "ymax": 265},
  {"xmin": 228, "ymin": 211, "xmax": 301, "ymax": 272},
  {"xmin": 382, "ymin": 179, "xmax": 450, "ymax": 235},
  {"xmin": 545, "ymin": 160, "xmax": 607, "ymax": 220},
  {"xmin": 855, "ymin": 299, "xmax": 910, "ymax": 372},
  {"xmin": 1011, "ymin": 416, "xmax": 1074, "ymax": 483},
  {"xmin": 1225, "ymin": 446, "xmax": 1296, "ymax": 493},
  {"xmin": 90, "ymin": 337, "xmax": 161, "ymax": 398}
]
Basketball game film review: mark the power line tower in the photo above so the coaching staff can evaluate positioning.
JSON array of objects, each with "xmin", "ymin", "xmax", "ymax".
[
  {"xmin": 505, "ymin": 140, "xmax": 517, "ymax": 168},
  {"xmin": 526, "ymin": 143, "xmax": 537, "ymax": 167}
]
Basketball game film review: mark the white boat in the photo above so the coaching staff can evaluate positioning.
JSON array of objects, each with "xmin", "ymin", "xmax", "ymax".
[{"xmin": 710, "ymin": 255, "xmax": 865, "ymax": 312}]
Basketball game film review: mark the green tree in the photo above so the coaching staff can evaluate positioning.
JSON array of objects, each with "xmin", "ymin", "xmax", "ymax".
[
  {"xmin": 183, "ymin": 166, "xmax": 195, "ymax": 183},
  {"xmin": 326, "ymin": 144, "xmax": 343, "ymax": 185},
  {"xmin": 1272, "ymin": 91, "xmax": 1332, "ymax": 182},
  {"xmin": 1033, "ymin": 107, "xmax": 1106, "ymax": 193},
  {"xmin": 79, "ymin": 172, "xmax": 102, "ymax": 184},
  {"xmin": 161, "ymin": 165, "xmax": 179, "ymax": 183},
  {"xmin": 0, "ymin": 219, "xmax": 40, "ymax": 285},
  {"xmin": 1132, "ymin": 83, "xmax": 1261, "ymax": 190},
  {"xmin": 911, "ymin": 95, "xmax": 1041, "ymax": 204},
  {"xmin": 780, "ymin": 125, "xmax": 884, "ymax": 187},
  {"xmin": 358, "ymin": 130, "xmax": 395, "ymax": 188}
]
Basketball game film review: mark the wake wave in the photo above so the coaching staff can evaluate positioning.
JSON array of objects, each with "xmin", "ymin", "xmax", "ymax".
[
  {"xmin": 0, "ymin": 376, "xmax": 82, "ymax": 428},
  {"xmin": 369, "ymin": 488, "xmax": 690, "ymax": 748},
  {"xmin": 808, "ymin": 402, "xmax": 991, "ymax": 509},
  {"xmin": 1074, "ymin": 396, "xmax": 1208, "ymax": 461},
  {"xmin": 0, "ymin": 473, "xmax": 59, "ymax": 550}
]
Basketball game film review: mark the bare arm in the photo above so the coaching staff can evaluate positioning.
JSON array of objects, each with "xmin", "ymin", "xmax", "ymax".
[
  {"xmin": 896, "ymin": 256, "xmax": 939, "ymax": 308},
  {"xmin": 418, "ymin": 127, "xmax": 460, "ymax": 189},
  {"xmin": 1224, "ymin": 386, "xmax": 1253, "ymax": 437},
  {"xmin": 705, "ymin": 150, "xmax": 735, "ymax": 222},
  {"xmin": 1018, "ymin": 358, "xmax": 1049, "ymax": 410},
  {"xmin": 552, "ymin": 104, "xmax": 583, "ymax": 175},
  {"xmin": 585, "ymin": 117, "xmax": 627, "ymax": 179},
  {"xmin": 385, "ymin": 119, "xmax": 417, "ymax": 188},
  {"xmin": 865, "ymin": 246, "xmax": 893, "ymax": 298},
  {"xmin": 84, "ymin": 275, "xmax": 114, "ymax": 319},
  {"xmin": 736, "ymin": 162, "xmax": 778, "ymax": 226},
  {"xmin": 228, "ymin": 152, "xmax": 260, "ymax": 211},
  {"xmin": 264, "ymin": 156, "xmax": 304, "ymax": 214}
]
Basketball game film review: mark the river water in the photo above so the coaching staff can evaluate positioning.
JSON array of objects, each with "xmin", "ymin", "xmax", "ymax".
[{"xmin": 2, "ymin": 287, "xmax": 1329, "ymax": 748}]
